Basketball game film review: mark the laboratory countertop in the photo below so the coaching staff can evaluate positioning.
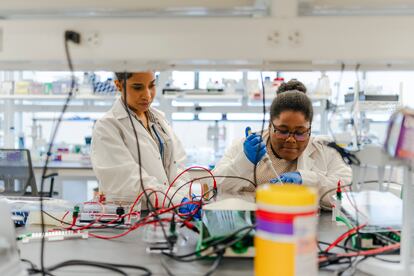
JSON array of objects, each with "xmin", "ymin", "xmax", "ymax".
[
  {"xmin": 17, "ymin": 212, "xmax": 371, "ymax": 276},
  {"xmin": 32, "ymin": 162, "xmax": 213, "ymax": 171},
  {"xmin": 33, "ymin": 161, "xmax": 93, "ymax": 170}
]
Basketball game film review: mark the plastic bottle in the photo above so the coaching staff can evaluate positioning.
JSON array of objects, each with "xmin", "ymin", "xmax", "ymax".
[
  {"xmin": 18, "ymin": 132, "xmax": 25, "ymax": 149},
  {"xmin": 255, "ymin": 184, "xmax": 318, "ymax": 276},
  {"xmin": 263, "ymin": 76, "xmax": 273, "ymax": 97},
  {"xmin": 206, "ymin": 78, "xmax": 214, "ymax": 91},
  {"xmin": 223, "ymin": 79, "xmax": 236, "ymax": 94},
  {"xmin": 272, "ymin": 77, "xmax": 284, "ymax": 94},
  {"xmin": 314, "ymin": 73, "xmax": 331, "ymax": 97}
]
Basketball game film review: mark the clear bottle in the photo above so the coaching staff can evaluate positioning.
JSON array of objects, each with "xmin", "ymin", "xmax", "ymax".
[
  {"xmin": 314, "ymin": 73, "xmax": 331, "ymax": 97},
  {"xmin": 206, "ymin": 78, "xmax": 214, "ymax": 91},
  {"xmin": 263, "ymin": 76, "xmax": 273, "ymax": 97}
]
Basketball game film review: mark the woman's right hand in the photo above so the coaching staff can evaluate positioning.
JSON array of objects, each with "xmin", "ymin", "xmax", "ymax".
[{"xmin": 243, "ymin": 127, "xmax": 266, "ymax": 165}]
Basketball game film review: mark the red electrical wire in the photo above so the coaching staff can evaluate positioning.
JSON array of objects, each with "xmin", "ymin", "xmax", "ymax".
[
  {"xmin": 60, "ymin": 210, "xmax": 70, "ymax": 228},
  {"xmin": 162, "ymin": 166, "xmax": 216, "ymax": 208},
  {"xmin": 324, "ymin": 223, "xmax": 367, "ymax": 253},
  {"xmin": 88, "ymin": 218, "xmax": 172, "ymax": 240},
  {"xmin": 62, "ymin": 188, "xmax": 202, "ymax": 238},
  {"xmin": 63, "ymin": 216, "xmax": 77, "ymax": 230},
  {"xmin": 319, "ymin": 243, "xmax": 400, "ymax": 263},
  {"xmin": 62, "ymin": 201, "xmax": 106, "ymax": 231},
  {"xmin": 127, "ymin": 188, "xmax": 162, "ymax": 222},
  {"xmin": 87, "ymin": 199, "xmax": 201, "ymax": 240}
]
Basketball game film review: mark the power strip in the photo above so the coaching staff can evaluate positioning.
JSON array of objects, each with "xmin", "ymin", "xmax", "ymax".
[{"xmin": 18, "ymin": 230, "xmax": 88, "ymax": 243}]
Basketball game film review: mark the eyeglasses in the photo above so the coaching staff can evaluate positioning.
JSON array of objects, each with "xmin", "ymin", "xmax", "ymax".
[{"xmin": 270, "ymin": 122, "xmax": 311, "ymax": 142}]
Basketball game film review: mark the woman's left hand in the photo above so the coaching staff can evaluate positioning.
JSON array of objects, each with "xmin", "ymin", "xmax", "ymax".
[{"xmin": 270, "ymin": 172, "xmax": 302, "ymax": 184}]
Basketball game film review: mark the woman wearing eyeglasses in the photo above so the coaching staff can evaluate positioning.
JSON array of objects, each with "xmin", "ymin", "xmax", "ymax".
[{"xmin": 213, "ymin": 90, "xmax": 352, "ymax": 204}]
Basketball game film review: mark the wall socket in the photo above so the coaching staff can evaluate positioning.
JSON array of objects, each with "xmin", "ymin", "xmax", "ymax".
[
  {"xmin": 84, "ymin": 31, "xmax": 101, "ymax": 47},
  {"xmin": 267, "ymin": 30, "xmax": 303, "ymax": 47},
  {"xmin": 287, "ymin": 30, "xmax": 302, "ymax": 46},
  {"xmin": 267, "ymin": 31, "xmax": 281, "ymax": 46}
]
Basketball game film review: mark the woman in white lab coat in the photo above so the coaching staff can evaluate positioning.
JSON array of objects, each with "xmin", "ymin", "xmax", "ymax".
[
  {"xmin": 213, "ymin": 90, "xmax": 352, "ymax": 206},
  {"xmin": 91, "ymin": 72, "xmax": 193, "ymax": 208}
]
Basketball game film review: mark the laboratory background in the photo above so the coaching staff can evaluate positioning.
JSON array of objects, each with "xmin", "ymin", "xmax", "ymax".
[{"xmin": 1, "ymin": 1, "xmax": 414, "ymax": 276}]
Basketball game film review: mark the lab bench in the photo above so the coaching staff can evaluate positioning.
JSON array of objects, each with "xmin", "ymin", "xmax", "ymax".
[{"xmin": 17, "ymin": 212, "xmax": 370, "ymax": 276}]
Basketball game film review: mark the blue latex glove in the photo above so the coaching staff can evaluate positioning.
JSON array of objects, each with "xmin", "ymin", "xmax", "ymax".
[
  {"xmin": 243, "ymin": 127, "xmax": 266, "ymax": 165},
  {"xmin": 179, "ymin": 196, "xmax": 202, "ymax": 220},
  {"xmin": 270, "ymin": 172, "xmax": 302, "ymax": 184}
]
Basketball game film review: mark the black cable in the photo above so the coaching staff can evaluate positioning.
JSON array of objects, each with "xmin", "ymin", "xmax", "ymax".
[
  {"xmin": 160, "ymin": 259, "xmax": 175, "ymax": 276},
  {"xmin": 163, "ymin": 225, "xmax": 254, "ymax": 262},
  {"xmin": 204, "ymin": 251, "xmax": 224, "ymax": 276},
  {"xmin": 321, "ymin": 237, "xmax": 400, "ymax": 272},
  {"xmin": 46, "ymin": 260, "xmax": 127, "ymax": 276},
  {"xmin": 373, "ymin": 256, "xmax": 400, "ymax": 263},
  {"xmin": 21, "ymin": 258, "xmax": 56, "ymax": 276},
  {"xmin": 164, "ymin": 174, "xmax": 257, "ymax": 221},
  {"xmin": 90, "ymin": 261, "xmax": 152, "ymax": 276},
  {"xmin": 318, "ymin": 240, "xmax": 358, "ymax": 253},
  {"xmin": 342, "ymin": 234, "xmax": 356, "ymax": 252},
  {"xmin": 41, "ymin": 210, "xmax": 72, "ymax": 225},
  {"xmin": 164, "ymin": 185, "xmax": 211, "ymax": 220},
  {"xmin": 21, "ymin": 258, "xmax": 37, "ymax": 271},
  {"xmin": 317, "ymin": 240, "xmax": 324, "ymax": 253},
  {"xmin": 145, "ymin": 190, "xmax": 173, "ymax": 210},
  {"xmin": 39, "ymin": 30, "xmax": 79, "ymax": 276},
  {"xmin": 340, "ymin": 256, "xmax": 367, "ymax": 276},
  {"xmin": 165, "ymin": 174, "xmax": 255, "ymax": 221},
  {"xmin": 253, "ymin": 72, "xmax": 267, "ymax": 186},
  {"xmin": 46, "ymin": 260, "xmax": 153, "ymax": 275},
  {"xmin": 163, "ymin": 228, "xmax": 252, "ymax": 262},
  {"xmin": 319, "ymin": 258, "xmax": 352, "ymax": 269},
  {"xmin": 337, "ymin": 258, "xmax": 356, "ymax": 276},
  {"xmin": 27, "ymin": 269, "xmax": 56, "ymax": 276},
  {"xmin": 325, "ymin": 142, "xmax": 361, "ymax": 166},
  {"xmin": 161, "ymin": 250, "xmax": 224, "ymax": 276},
  {"xmin": 319, "ymin": 179, "xmax": 403, "ymax": 209},
  {"xmin": 121, "ymin": 72, "xmax": 171, "ymax": 251}
]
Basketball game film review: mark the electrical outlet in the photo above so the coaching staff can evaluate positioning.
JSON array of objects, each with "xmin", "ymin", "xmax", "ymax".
[
  {"xmin": 267, "ymin": 31, "xmax": 281, "ymax": 46},
  {"xmin": 84, "ymin": 31, "xmax": 101, "ymax": 47},
  {"xmin": 288, "ymin": 30, "xmax": 302, "ymax": 46}
]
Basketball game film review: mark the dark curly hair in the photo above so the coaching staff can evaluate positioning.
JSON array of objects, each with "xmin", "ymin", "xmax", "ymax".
[
  {"xmin": 270, "ymin": 90, "xmax": 313, "ymax": 122},
  {"xmin": 114, "ymin": 72, "xmax": 133, "ymax": 81},
  {"xmin": 277, "ymin": 79, "xmax": 307, "ymax": 95}
]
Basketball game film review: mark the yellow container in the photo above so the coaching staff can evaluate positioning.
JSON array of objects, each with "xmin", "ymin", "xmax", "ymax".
[{"xmin": 255, "ymin": 184, "xmax": 318, "ymax": 276}]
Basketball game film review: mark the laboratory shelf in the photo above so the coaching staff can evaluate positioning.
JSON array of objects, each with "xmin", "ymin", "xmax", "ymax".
[
  {"xmin": 340, "ymin": 101, "xmax": 401, "ymax": 112},
  {"xmin": 0, "ymin": 91, "xmax": 330, "ymax": 148},
  {"xmin": 0, "ymin": 94, "xmax": 116, "ymax": 101},
  {"xmin": 248, "ymin": 95, "xmax": 329, "ymax": 105},
  {"xmin": 163, "ymin": 94, "xmax": 243, "ymax": 105}
]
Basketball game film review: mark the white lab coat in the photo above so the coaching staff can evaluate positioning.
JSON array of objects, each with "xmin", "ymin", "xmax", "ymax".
[
  {"xmin": 212, "ymin": 135, "xmax": 352, "ymax": 206},
  {"xmin": 91, "ymin": 97, "xmax": 189, "ymax": 206}
]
